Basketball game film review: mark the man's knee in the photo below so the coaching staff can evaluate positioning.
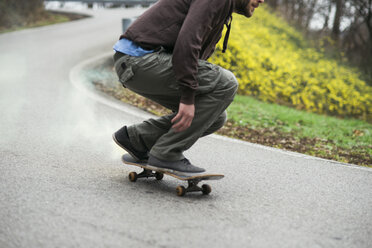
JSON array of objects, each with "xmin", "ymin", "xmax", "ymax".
[
  {"xmin": 215, "ymin": 111, "xmax": 228, "ymax": 129},
  {"xmin": 202, "ymin": 111, "xmax": 227, "ymax": 137},
  {"xmin": 220, "ymin": 68, "xmax": 239, "ymax": 98}
]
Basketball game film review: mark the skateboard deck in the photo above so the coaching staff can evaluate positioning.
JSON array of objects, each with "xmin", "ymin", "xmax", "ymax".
[{"xmin": 121, "ymin": 153, "xmax": 224, "ymax": 196}]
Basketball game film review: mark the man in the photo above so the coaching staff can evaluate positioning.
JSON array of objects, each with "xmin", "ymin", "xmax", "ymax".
[{"xmin": 113, "ymin": 0, "xmax": 265, "ymax": 174}]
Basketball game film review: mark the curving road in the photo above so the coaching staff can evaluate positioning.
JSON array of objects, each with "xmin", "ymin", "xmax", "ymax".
[{"xmin": 0, "ymin": 7, "xmax": 371, "ymax": 248}]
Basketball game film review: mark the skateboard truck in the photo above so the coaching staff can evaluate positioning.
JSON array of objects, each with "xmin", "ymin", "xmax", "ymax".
[
  {"xmin": 129, "ymin": 168, "xmax": 212, "ymax": 197},
  {"xmin": 176, "ymin": 179, "xmax": 212, "ymax": 197},
  {"xmin": 129, "ymin": 169, "xmax": 164, "ymax": 182}
]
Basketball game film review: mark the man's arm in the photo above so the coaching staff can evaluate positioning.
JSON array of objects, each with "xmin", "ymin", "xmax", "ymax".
[
  {"xmin": 172, "ymin": 0, "xmax": 222, "ymax": 104},
  {"xmin": 171, "ymin": 0, "xmax": 225, "ymax": 132}
]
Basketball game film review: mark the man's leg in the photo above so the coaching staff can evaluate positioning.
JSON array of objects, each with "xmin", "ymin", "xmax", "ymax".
[
  {"xmin": 148, "ymin": 69, "xmax": 237, "ymax": 161},
  {"xmin": 114, "ymin": 51, "xmax": 237, "ymax": 164},
  {"xmin": 126, "ymin": 110, "xmax": 227, "ymax": 153}
]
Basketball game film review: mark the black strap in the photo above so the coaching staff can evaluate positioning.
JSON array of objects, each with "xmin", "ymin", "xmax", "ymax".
[{"xmin": 222, "ymin": 16, "xmax": 233, "ymax": 53}]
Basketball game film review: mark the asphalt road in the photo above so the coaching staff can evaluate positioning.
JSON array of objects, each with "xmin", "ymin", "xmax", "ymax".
[{"xmin": 0, "ymin": 7, "xmax": 371, "ymax": 248}]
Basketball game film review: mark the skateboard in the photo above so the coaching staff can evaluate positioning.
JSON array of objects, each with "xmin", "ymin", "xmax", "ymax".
[{"xmin": 121, "ymin": 154, "xmax": 224, "ymax": 196}]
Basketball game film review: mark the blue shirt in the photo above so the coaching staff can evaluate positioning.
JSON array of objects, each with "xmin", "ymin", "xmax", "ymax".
[{"xmin": 113, "ymin": 38, "xmax": 154, "ymax": 57}]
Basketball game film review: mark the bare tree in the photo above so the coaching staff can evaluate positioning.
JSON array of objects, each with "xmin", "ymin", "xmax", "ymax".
[
  {"xmin": 304, "ymin": 0, "xmax": 319, "ymax": 30},
  {"xmin": 321, "ymin": 1, "xmax": 333, "ymax": 31},
  {"xmin": 332, "ymin": 0, "xmax": 345, "ymax": 41},
  {"xmin": 266, "ymin": 0, "xmax": 372, "ymax": 83},
  {"xmin": 342, "ymin": 0, "xmax": 372, "ymax": 78},
  {"xmin": 353, "ymin": 0, "xmax": 372, "ymax": 44}
]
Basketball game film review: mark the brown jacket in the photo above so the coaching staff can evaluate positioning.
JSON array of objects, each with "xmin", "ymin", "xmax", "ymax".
[{"xmin": 121, "ymin": 0, "xmax": 234, "ymax": 104}]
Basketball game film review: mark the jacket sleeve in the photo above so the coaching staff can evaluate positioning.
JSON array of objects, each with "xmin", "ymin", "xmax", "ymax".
[{"xmin": 172, "ymin": 0, "xmax": 222, "ymax": 105}]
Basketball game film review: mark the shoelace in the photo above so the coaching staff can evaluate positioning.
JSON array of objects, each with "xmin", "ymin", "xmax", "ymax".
[{"xmin": 182, "ymin": 158, "xmax": 191, "ymax": 166}]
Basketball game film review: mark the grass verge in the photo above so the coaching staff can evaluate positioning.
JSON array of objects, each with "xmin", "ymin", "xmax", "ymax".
[
  {"xmin": 86, "ymin": 58, "xmax": 371, "ymax": 167},
  {"xmin": 0, "ymin": 10, "xmax": 89, "ymax": 34}
]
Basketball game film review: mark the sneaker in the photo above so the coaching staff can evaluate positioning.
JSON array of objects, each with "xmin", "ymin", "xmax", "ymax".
[
  {"xmin": 112, "ymin": 126, "xmax": 149, "ymax": 162},
  {"xmin": 148, "ymin": 154, "xmax": 205, "ymax": 175}
]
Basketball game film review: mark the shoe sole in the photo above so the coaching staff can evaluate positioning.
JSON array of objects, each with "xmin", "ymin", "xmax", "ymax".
[
  {"xmin": 112, "ymin": 133, "xmax": 143, "ymax": 162},
  {"xmin": 145, "ymin": 164, "xmax": 205, "ymax": 177},
  {"xmin": 122, "ymin": 154, "xmax": 206, "ymax": 177}
]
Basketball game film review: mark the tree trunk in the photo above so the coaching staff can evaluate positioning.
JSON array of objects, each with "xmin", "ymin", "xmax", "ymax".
[
  {"xmin": 322, "ymin": 1, "xmax": 333, "ymax": 31},
  {"xmin": 332, "ymin": 0, "xmax": 344, "ymax": 41},
  {"xmin": 305, "ymin": 0, "xmax": 319, "ymax": 30},
  {"xmin": 297, "ymin": 1, "xmax": 306, "ymax": 28}
]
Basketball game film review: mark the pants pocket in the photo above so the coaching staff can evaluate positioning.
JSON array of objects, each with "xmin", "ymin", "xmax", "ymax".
[
  {"xmin": 114, "ymin": 54, "xmax": 135, "ymax": 86},
  {"xmin": 119, "ymin": 65, "xmax": 134, "ymax": 86},
  {"xmin": 195, "ymin": 60, "xmax": 221, "ymax": 94}
]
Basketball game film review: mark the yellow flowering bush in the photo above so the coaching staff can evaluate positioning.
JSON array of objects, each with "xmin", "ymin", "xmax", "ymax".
[{"xmin": 210, "ymin": 7, "xmax": 372, "ymax": 121}]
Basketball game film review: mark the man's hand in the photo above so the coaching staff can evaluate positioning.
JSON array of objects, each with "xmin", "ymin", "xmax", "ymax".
[{"xmin": 171, "ymin": 103, "xmax": 195, "ymax": 132}]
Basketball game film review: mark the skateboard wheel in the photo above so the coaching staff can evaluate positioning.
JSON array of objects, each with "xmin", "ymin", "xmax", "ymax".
[
  {"xmin": 202, "ymin": 184, "xmax": 211, "ymax": 195},
  {"xmin": 176, "ymin": 186, "xmax": 186, "ymax": 197},
  {"xmin": 129, "ymin": 172, "xmax": 138, "ymax": 182},
  {"xmin": 155, "ymin": 172, "xmax": 164, "ymax": 180}
]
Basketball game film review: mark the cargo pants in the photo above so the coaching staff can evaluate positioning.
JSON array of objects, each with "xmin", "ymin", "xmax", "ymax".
[{"xmin": 114, "ymin": 50, "xmax": 238, "ymax": 161}]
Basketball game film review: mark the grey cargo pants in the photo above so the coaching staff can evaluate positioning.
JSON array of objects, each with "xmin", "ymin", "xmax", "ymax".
[{"xmin": 114, "ymin": 50, "xmax": 238, "ymax": 161}]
